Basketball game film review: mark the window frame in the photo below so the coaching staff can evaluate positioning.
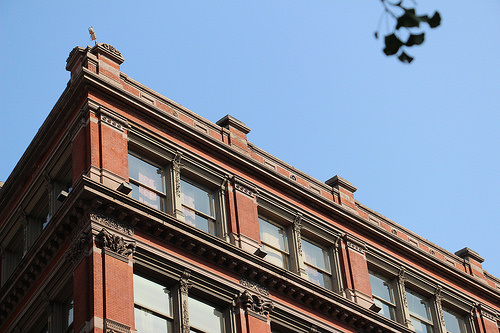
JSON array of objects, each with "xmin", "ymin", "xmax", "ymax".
[
  {"xmin": 127, "ymin": 140, "xmax": 229, "ymax": 239},
  {"xmin": 366, "ymin": 252, "xmax": 478, "ymax": 332},
  {"xmin": 300, "ymin": 236, "xmax": 334, "ymax": 290},
  {"xmin": 259, "ymin": 215, "xmax": 291, "ymax": 270},
  {"xmin": 133, "ymin": 272, "xmax": 174, "ymax": 333},
  {"xmin": 368, "ymin": 270, "xmax": 397, "ymax": 321},
  {"xmin": 405, "ymin": 287, "xmax": 434, "ymax": 333},
  {"xmin": 133, "ymin": 264, "xmax": 237, "ymax": 333},
  {"xmin": 128, "ymin": 152, "xmax": 169, "ymax": 212}
]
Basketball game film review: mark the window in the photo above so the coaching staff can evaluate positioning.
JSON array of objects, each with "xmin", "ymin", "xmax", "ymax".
[
  {"xmin": 259, "ymin": 217, "xmax": 289, "ymax": 269},
  {"xmin": 188, "ymin": 296, "xmax": 224, "ymax": 333},
  {"xmin": 134, "ymin": 274, "xmax": 173, "ymax": 332},
  {"xmin": 128, "ymin": 150, "xmax": 227, "ymax": 237},
  {"xmin": 369, "ymin": 271, "xmax": 397, "ymax": 320},
  {"xmin": 129, "ymin": 153, "xmax": 166, "ymax": 211},
  {"xmin": 405, "ymin": 289, "xmax": 433, "ymax": 333},
  {"xmin": 442, "ymin": 307, "xmax": 466, "ymax": 333},
  {"xmin": 63, "ymin": 297, "xmax": 74, "ymax": 333},
  {"xmin": 133, "ymin": 273, "xmax": 229, "ymax": 333},
  {"xmin": 301, "ymin": 238, "xmax": 332, "ymax": 290},
  {"xmin": 180, "ymin": 178, "xmax": 216, "ymax": 235}
]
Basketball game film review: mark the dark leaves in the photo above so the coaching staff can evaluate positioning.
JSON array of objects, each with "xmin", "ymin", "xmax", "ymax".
[
  {"xmin": 428, "ymin": 12, "xmax": 441, "ymax": 28},
  {"xmin": 398, "ymin": 52, "xmax": 414, "ymax": 63},
  {"xmin": 383, "ymin": 34, "xmax": 403, "ymax": 55},
  {"xmin": 376, "ymin": 1, "xmax": 441, "ymax": 63},
  {"xmin": 396, "ymin": 9, "xmax": 420, "ymax": 29},
  {"xmin": 406, "ymin": 33, "xmax": 425, "ymax": 47}
]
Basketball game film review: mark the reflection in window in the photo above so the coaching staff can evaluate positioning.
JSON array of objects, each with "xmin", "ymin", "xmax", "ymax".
[
  {"xmin": 188, "ymin": 296, "xmax": 224, "ymax": 333},
  {"xmin": 180, "ymin": 179, "xmax": 215, "ymax": 234},
  {"xmin": 405, "ymin": 289, "xmax": 433, "ymax": 333},
  {"xmin": 134, "ymin": 274, "xmax": 173, "ymax": 332},
  {"xmin": 443, "ymin": 308, "xmax": 466, "ymax": 333},
  {"xmin": 369, "ymin": 271, "xmax": 396, "ymax": 320},
  {"xmin": 129, "ymin": 154, "xmax": 165, "ymax": 211},
  {"xmin": 64, "ymin": 298, "xmax": 74, "ymax": 332},
  {"xmin": 259, "ymin": 217, "xmax": 289, "ymax": 269},
  {"xmin": 301, "ymin": 238, "xmax": 332, "ymax": 289}
]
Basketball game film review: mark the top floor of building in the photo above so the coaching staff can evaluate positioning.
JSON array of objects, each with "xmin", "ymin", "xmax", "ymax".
[{"xmin": 0, "ymin": 43, "xmax": 499, "ymax": 332}]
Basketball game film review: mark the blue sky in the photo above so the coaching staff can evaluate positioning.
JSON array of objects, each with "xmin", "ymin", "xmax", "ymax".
[{"xmin": 1, "ymin": 1, "xmax": 499, "ymax": 278}]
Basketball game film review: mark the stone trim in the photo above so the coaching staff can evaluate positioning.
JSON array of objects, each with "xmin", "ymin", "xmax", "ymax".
[
  {"xmin": 104, "ymin": 318, "xmax": 131, "ymax": 333},
  {"xmin": 65, "ymin": 231, "xmax": 92, "ymax": 265},
  {"xmin": 90, "ymin": 211, "xmax": 134, "ymax": 236},
  {"xmin": 232, "ymin": 175, "xmax": 257, "ymax": 198},
  {"xmin": 92, "ymin": 43, "xmax": 124, "ymax": 64},
  {"xmin": 240, "ymin": 277, "xmax": 269, "ymax": 296},
  {"xmin": 97, "ymin": 228, "xmax": 136, "ymax": 261},
  {"xmin": 293, "ymin": 213, "xmax": 303, "ymax": 256},
  {"xmin": 478, "ymin": 304, "xmax": 497, "ymax": 322},
  {"xmin": 237, "ymin": 290, "xmax": 274, "ymax": 318},
  {"xmin": 98, "ymin": 108, "xmax": 129, "ymax": 132},
  {"xmin": 344, "ymin": 234, "xmax": 366, "ymax": 255}
]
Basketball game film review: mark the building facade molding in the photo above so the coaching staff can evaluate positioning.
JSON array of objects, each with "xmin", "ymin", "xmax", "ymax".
[
  {"xmin": 239, "ymin": 277, "xmax": 269, "ymax": 297},
  {"xmin": 232, "ymin": 175, "xmax": 257, "ymax": 198},
  {"xmin": 104, "ymin": 318, "xmax": 131, "ymax": 333},
  {"xmin": 90, "ymin": 211, "xmax": 134, "ymax": 236},
  {"xmin": 65, "ymin": 230, "xmax": 92, "ymax": 266},
  {"xmin": 344, "ymin": 234, "xmax": 367, "ymax": 255},
  {"xmin": 97, "ymin": 228, "xmax": 136, "ymax": 261},
  {"xmin": 236, "ymin": 289, "xmax": 274, "ymax": 318}
]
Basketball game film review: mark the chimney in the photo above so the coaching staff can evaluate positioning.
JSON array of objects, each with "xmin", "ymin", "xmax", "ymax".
[
  {"xmin": 216, "ymin": 115, "xmax": 251, "ymax": 154},
  {"xmin": 455, "ymin": 247, "xmax": 485, "ymax": 279},
  {"xmin": 326, "ymin": 175, "xmax": 357, "ymax": 210}
]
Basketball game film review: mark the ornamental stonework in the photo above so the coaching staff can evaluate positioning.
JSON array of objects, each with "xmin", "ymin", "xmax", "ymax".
[
  {"xmin": 90, "ymin": 211, "xmax": 134, "ymax": 236},
  {"xmin": 65, "ymin": 231, "xmax": 92, "ymax": 265},
  {"xmin": 98, "ymin": 228, "xmax": 136, "ymax": 260},
  {"xmin": 232, "ymin": 175, "xmax": 257, "ymax": 198},
  {"xmin": 179, "ymin": 270, "xmax": 192, "ymax": 296},
  {"xmin": 100, "ymin": 113, "xmax": 127, "ymax": 132},
  {"xmin": 293, "ymin": 213, "xmax": 303, "ymax": 256},
  {"xmin": 240, "ymin": 277, "xmax": 269, "ymax": 296},
  {"xmin": 237, "ymin": 290, "xmax": 274, "ymax": 317},
  {"xmin": 100, "ymin": 43, "xmax": 123, "ymax": 58},
  {"xmin": 104, "ymin": 318, "xmax": 131, "ymax": 333},
  {"xmin": 346, "ymin": 241, "xmax": 365, "ymax": 254}
]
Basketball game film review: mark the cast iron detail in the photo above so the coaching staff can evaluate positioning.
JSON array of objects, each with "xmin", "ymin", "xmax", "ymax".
[
  {"xmin": 240, "ymin": 277, "xmax": 269, "ymax": 296},
  {"xmin": 90, "ymin": 211, "xmax": 134, "ymax": 236},
  {"xmin": 104, "ymin": 318, "xmax": 131, "ymax": 333},
  {"xmin": 237, "ymin": 290, "xmax": 274, "ymax": 316},
  {"xmin": 98, "ymin": 228, "xmax": 136, "ymax": 259},
  {"xmin": 65, "ymin": 231, "xmax": 92, "ymax": 265}
]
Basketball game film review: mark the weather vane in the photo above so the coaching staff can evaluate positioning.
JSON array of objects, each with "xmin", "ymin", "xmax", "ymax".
[{"xmin": 88, "ymin": 27, "xmax": 97, "ymax": 45}]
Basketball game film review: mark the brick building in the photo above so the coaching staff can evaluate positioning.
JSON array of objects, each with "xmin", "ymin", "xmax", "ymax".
[{"xmin": 0, "ymin": 43, "xmax": 499, "ymax": 333}]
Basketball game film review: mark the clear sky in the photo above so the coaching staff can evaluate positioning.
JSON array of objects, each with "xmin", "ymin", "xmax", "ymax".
[{"xmin": 1, "ymin": 1, "xmax": 499, "ymax": 278}]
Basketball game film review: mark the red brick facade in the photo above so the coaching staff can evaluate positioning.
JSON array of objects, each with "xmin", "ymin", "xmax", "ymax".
[{"xmin": 0, "ymin": 44, "xmax": 499, "ymax": 333}]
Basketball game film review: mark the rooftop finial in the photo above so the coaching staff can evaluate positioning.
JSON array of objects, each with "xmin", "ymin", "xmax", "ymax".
[{"xmin": 88, "ymin": 27, "xmax": 97, "ymax": 45}]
